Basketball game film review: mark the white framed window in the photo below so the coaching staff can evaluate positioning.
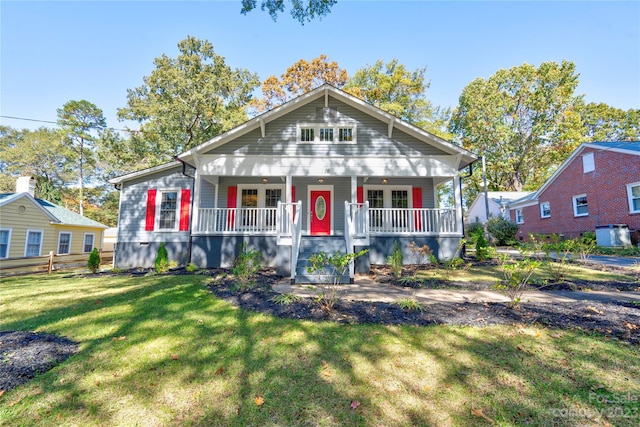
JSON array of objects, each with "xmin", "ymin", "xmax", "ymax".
[
  {"xmin": 297, "ymin": 123, "xmax": 357, "ymax": 144},
  {"xmin": 540, "ymin": 202, "xmax": 551, "ymax": 218},
  {"xmin": 156, "ymin": 190, "xmax": 181, "ymax": 231},
  {"xmin": 573, "ymin": 194, "xmax": 589, "ymax": 217},
  {"xmin": 582, "ymin": 152, "xmax": 595, "ymax": 173},
  {"xmin": 237, "ymin": 184, "xmax": 284, "ymax": 228},
  {"xmin": 83, "ymin": 233, "xmax": 95, "ymax": 253},
  {"xmin": 0, "ymin": 228, "xmax": 11, "ymax": 259},
  {"xmin": 365, "ymin": 185, "xmax": 413, "ymax": 230},
  {"xmin": 57, "ymin": 232, "xmax": 72, "ymax": 255},
  {"xmin": 24, "ymin": 230, "xmax": 43, "ymax": 257},
  {"xmin": 515, "ymin": 209, "xmax": 524, "ymax": 224},
  {"xmin": 627, "ymin": 182, "xmax": 640, "ymax": 213}
]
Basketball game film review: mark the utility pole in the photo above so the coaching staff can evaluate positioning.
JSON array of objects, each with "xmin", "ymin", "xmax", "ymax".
[{"xmin": 482, "ymin": 156, "xmax": 489, "ymax": 221}]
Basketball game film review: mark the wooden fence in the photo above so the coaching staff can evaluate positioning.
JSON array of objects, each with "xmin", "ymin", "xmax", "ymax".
[{"xmin": 0, "ymin": 251, "xmax": 114, "ymax": 277}]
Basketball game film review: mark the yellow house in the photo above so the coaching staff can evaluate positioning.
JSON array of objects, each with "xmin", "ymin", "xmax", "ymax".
[{"xmin": 0, "ymin": 178, "xmax": 107, "ymax": 261}]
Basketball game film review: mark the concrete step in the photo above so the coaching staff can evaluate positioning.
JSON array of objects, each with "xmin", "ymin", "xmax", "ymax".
[{"xmin": 294, "ymin": 273, "xmax": 351, "ymax": 284}]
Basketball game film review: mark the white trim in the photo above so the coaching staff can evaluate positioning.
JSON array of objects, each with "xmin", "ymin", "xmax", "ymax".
[
  {"xmin": 362, "ymin": 185, "xmax": 413, "ymax": 208},
  {"xmin": 57, "ymin": 231, "xmax": 72, "ymax": 255},
  {"xmin": 83, "ymin": 232, "xmax": 95, "ymax": 253},
  {"xmin": 572, "ymin": 194, "xmax": 589, "ymax": 217},
  {"xmin": 582, "ymin": 152, "xmax": 595, "ymax": 173},
  {"xmin": 307, "ymin": 185, "xmax": 334, "ymax": 235},
  {"xmin": 24, "ymin": 229, "xmax": 43, "ymax": 257},
  {"xmin": 155, "ymin": 189, "xmax": 182, "ymax": 232},
  {"xmin": 627, "ymin": 181, "xmax": 640, "ymax": 214},
  {"xmin": 540, "ymin": 201, "xmax": 551, "ymax": 218},
  {"xmin": 515, "ymin": 209, "xmax": 524, "ymax": 224},
  {"xmin": 0, "ymin": 228, "xmax": 12, "ymax": 259},
  {"xmin": 108, "ymin": 161, "xmax": 181, "ymax": 185},
  {"xmin": 236, "ymin": 184, "xmax": 286, "ymax": 208},
  {"xmin": 0, "ymin": 192, "xmax": 60, "ymax": 222},
  {"xmin": 583, "ymin": 143, "xmax": 640, "ymax": 157}
]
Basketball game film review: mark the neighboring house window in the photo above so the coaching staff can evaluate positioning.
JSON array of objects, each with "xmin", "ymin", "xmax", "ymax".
[
  {"xmin": 573, "ymin": 194, "xmax": 589, "ymax": 216},
  {"xmin": 25, "ymin": 230, "xmax": 43, "ymax": 257},
  {"xmin": 297, "ymin": 124, "xmax": 357, "ymax": 144},
  {"xmin": 0, "ymin": 228, "xmax": 11, "ymax": 258},
  {"xmin": 540, "ymin": 202, "xmax": 551, "ymax": 218},
  {"xmin": 582, "ymin": 152, "xmax": 595, "ymax": 173},
  {"xmin": 83, "ymin": 233, "xmax": 95, "ymax": 253},
  {"xmin": 627, "ymin": 182, "xmax": 640, "ymax": 213},
  {"xmin": 158, "ymin": 191, "xmax": 179, "ymax": 230},
  {"xmin": 515, "ymin": 209, "xmax": 524, "ymax": 224},
  {"xmin": 57, "ymin": 232, "xmax": 72, "ymax": 255}
]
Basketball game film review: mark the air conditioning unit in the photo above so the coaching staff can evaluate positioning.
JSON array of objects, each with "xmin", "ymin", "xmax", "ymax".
[{"xmin": 595, "ymin": 224, "xmax": 631, "ymax": 247}]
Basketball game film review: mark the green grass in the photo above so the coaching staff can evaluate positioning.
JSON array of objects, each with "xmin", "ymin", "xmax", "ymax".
[{"xmin": 1, "ymin": 273, "xmax": 639, "ymax": 426}]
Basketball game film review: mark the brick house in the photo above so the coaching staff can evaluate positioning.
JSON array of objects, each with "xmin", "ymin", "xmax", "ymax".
[{"xmin": 507, "ymin": 142, "xmax": 640, "ymax": 245}]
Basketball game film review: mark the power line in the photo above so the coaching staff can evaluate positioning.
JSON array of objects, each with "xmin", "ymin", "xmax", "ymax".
[{"xmin": 0, "ymin": 115, "xmax": 139, "ymax": 133}]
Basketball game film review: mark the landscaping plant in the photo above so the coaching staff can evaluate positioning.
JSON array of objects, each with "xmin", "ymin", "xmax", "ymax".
[
  {"xmin": 407, "ymin": 240, "xmax": 433, "ymax": 268},
  {"xmin": 396, "ymin": 295, "xmax": 423, "ymax": 312},
  {"xmin": 232, "ymin": 242, "xmax": 262, "ymax": 290},
  {"xmin": 155, "ymin": 242, "xmax": 169, "ymax": 273},
  {"xmin": 307, "ymin": 249, "xmax": 367, "ymax": 311},
  {"xmin": 486, "ymin": 216, "xmax": 519, "ymax": 246},
  {"xmin": 387, "ymin": 240, "xmax": 404, "ymax": 278},
  {"xmin": 493, "ymin": 253, "xmax": 541, "ymax": 308},
  {"xmin": 542, "ymin": 234, "xmax": 573, "ymax": 283},
  {"xmin": 471, "ymin": 228, "xmax": 489, "ymax": 261},
  {"xmin": 87, "ymin": 248, "xmax": 101, "ymax": 273}
]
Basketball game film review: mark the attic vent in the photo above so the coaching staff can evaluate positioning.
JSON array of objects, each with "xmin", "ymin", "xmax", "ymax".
[{"xmin": 316, "ymin": 107, "xmax": 338, "ymax": 120}]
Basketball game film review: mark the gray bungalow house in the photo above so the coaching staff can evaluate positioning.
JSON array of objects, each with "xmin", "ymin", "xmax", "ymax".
[{"xmin": 110, "ymin": 85, "xmax": 477, "ymax": 281}]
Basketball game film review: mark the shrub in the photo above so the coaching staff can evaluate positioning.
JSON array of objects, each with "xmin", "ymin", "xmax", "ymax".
[
  {"xmin": 155, "ymin": 243, "xmax": 169, "ymax": 273},
  {"xmin": 465, "ymin": 222, "xmax": 484, "ymax": 239},
  {"xmin": 407, "ymin": 241, "xmax": 433, "ymax": 267},
  {"xmin": 270, "ymin": 293, "xmax": 302, "ymax": 305},
  {"xmin": 387, "ymin": 241, "xmax": 404, "ymax": 278},
  {"xmin": 493, "ymin": 254, "xmax": 541, "ymax": 308},
  {"xmin": 542, "ymin": 234, "xmax": 573, "ymax": 282},
  {"xmin": 486, "ymin": 217, "xmax": 519, "ymax": 246},
  {"xmin": 580, "ymin": 231, "xmax": 596, "ymax": 244},
  {"xmin": 232, "ymin": 242, "xmax": 262, "ymax": 290},
  {"xmin": 186, "ymin": 263, "xmax": 199, "ymax": 273},
  {"xmin": 396, "ymin": 296, "xmax": 423, "ymax": 312},
  {"xmin": 471, "ymin": 228, "xmax": 489, "ymax": 261},
  {"xmin": 87, "ymin": 248, "xmax": 101, "ymax": 274}
]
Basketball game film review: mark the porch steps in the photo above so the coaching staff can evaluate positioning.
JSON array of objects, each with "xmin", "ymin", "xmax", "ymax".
[{"xmin": 294, "ymin": 236, "xmax": 350, "ymax": 284}]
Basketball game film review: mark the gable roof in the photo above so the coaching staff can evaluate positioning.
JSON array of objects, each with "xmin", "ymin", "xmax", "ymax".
[
  {"xmin": 0, "ymin": 192, "xmax": 108, "ymax": 228},
  {"xmin": 178, "ymin": 84, "xmax": 477, "ymax": 168},
  {"xmin": 507, "ymin": 141, "xmax": 640, "ymax": 208},
  {"xmin": 109, "ymin": 161, "xmax": 181, "ymax": 186}
]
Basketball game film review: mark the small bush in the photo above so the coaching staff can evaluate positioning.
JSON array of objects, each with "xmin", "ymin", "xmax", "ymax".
[
  {"xmin": 270, "ymin": 293, "xmax": 302, "ymax": 305},
  {"xmin": 155, "ymin": 243, "xmax": 169, "ymax": 273},
  {"xmin": 465, "ymin": 222, "xmax": 484, "ymax": 239},
  {"xmin": 186, "ymin": 263, "xmax": 199, "ymax": 273},
  {"xmin": 387, "ymin": 241, "xmax": 404, "ymax": 278},
  {"xmin": 407, "ymin": 241, "xmax": 433, "ymax": 267},
  {"xmin": 493, "ymin": 254, "xmax": 541, "ymax": 308},
  {"xmin": 396, "ymin": 296, "xmax": 423, "ymax": 312},
  {"xmin": 232, "ymin": 243, "xmax": 262, "ymax": 290},
  {"xmin": 87, "ymin": 248, "xmax": 101, "ymax": 273},
  {"xmin": 580, "ymin": 231, "xmax": 596, "ymax": 244},
  {"xmin": 486, "ymin": 217, "xmax": 519, "ymax": 246},
  {"xmin": 471, "ymin": 228, "xmax": 489, "ymax": 261}
]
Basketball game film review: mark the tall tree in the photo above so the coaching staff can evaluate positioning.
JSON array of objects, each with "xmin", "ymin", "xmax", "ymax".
[
  {"xmin": 451, "ymin": 60, "xmax": 584, "ymax": 202},
  {"xmin": 241, "ymin": 0, "xmax": 337, "ymax": 24},
  {"xmin": 0, "ymin": 126, "xmax": 76, "ymax": 201},
  {"xmin": 579, "ymin": 102, "xmax": 640, "ymax": 142},
  {"xmin": 118, "ymin": 36, "xmax": 259, "ymax": 164},
  {"xmin": 343, "ymin": 59, "xmax": 450, "ymax": 137},
  {"xmin": 57, "ymin": 100, "xmax": 106, "ymax": 216},
  {"xmin": 252, "ymin": 54, "xmax": 348, "ymax": 113}
]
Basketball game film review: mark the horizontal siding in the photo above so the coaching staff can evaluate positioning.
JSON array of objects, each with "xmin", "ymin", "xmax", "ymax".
[
  {"xmin": 117, "ymin": 167, "xmax": 193, "ymax": 242},
  {"xmin": 204, "ymin": 97, "xmax": 449, "ymax": 158},
  {"xmin": 0, "ymin": 198, "xmax": 56, "ymax": 258},
  {"xmin": 51, "ymin": 225, "xmax": 105, "ymax": 254}
]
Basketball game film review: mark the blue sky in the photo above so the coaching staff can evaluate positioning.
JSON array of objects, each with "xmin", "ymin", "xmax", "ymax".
[{"xmin": 1, "ymin": 1, "xmax": 639, "ymax": 132}]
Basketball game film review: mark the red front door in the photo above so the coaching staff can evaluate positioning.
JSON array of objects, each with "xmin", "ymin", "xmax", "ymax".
[{"xmin": 310, "ymin": 190, "xmax": 331, "ymax": 235}]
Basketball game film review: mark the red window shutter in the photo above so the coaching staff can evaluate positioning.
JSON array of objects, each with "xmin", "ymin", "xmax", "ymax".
[
  {"xmin": 145, "ymin": 189, "xmax": 156, "ymax": 231},
  {"xmin": 413, "ymin": 187, "xmax": 423, "ymax": 231},
  {"xmin": 179, "ymin": 189, "xmax": 191, "ymax": 231},
  {"xmin": 227, "ymin": 186, "xmax": 237, "ymax": 229},
  {"xmin": 357, "ymin": 187, "xmax": 363, "ymax": 204}
]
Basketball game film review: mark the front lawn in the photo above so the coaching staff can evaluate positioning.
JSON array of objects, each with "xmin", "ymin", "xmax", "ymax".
[{"xmin": 1, "ymin": 272, "xmax": 639, "ymax": 426}]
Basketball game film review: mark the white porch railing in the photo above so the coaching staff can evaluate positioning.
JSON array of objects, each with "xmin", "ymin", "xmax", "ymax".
[
  {"xmin": 364, "ymin": 207, "xmax": 458, "ymax": 234},
  {"xmin": 196, "ymin": 207, "xmax": 278, "ymax": 233}
]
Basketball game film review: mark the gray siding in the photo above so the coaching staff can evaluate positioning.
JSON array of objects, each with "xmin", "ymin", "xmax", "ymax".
[
  {"xmin": 114, "ymin": 167, "xmax": 194, "ymax": 269},
  {"xmin": 203, "ymin": 98, "xmax": 449, "ymax": 158}
]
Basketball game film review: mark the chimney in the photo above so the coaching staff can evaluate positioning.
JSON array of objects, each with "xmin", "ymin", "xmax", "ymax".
[{"xmin": 16, "ymin": 176, "xmax": 36, "ymax": 197}]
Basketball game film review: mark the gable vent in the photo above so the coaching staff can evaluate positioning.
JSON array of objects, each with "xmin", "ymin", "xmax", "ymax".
[{"xmin": 316, "ymin": 107, "xmax": 338, "ymax": 120}]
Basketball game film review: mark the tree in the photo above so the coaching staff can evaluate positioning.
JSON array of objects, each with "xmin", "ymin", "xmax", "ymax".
[
  {"xmin": 579, "ymin": 102, "xmax": 640, "ymax": 142},
  {"xmin": 451, "ymin": 60, "xmax": 584, "ymax": 202},
  {"xmin": 240, "ymin": 0, "xmax": 337, "ymax": 24},
  {"xmin": 343, "ymin": 59, "xmax": 450, "ymax": 138},
  {"xmin": 118, "ymin": 36, "xmax": 260, "ymax": 164},
  {"xmin": 252, "ymin": 54, "xmax": 348, "ymax": 113},
  {"xmin": 57, "ymin": 100, "xmax": 106, "ymax": 216}
]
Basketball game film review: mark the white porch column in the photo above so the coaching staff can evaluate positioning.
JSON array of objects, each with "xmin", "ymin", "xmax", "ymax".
[
  {"xmin": 453, "ymin": 175, "xmax": 463, "ymax": 234},
  {"xmin": 286, "ymin": 175, "xmax": 292, "ymax": 202},
  {"xmin": 351, "ymin": 175, "xmax": 357, "ymax": 203},
  {"xmin": 192, "ymin": 171, "xmax": 202, "ymax": 232}
]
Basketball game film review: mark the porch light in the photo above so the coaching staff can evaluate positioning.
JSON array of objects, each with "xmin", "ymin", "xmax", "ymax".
[
  {"xmin": 382, "ymin": 178, "xmax": 388, "ymax": 184},
  {"xmin": 262, "ymin": 177, "xmax": 268, "ymax": 184},
  {"xmin": 318, "ymin": 178, "xmax": 324, "ymax": 183}
]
